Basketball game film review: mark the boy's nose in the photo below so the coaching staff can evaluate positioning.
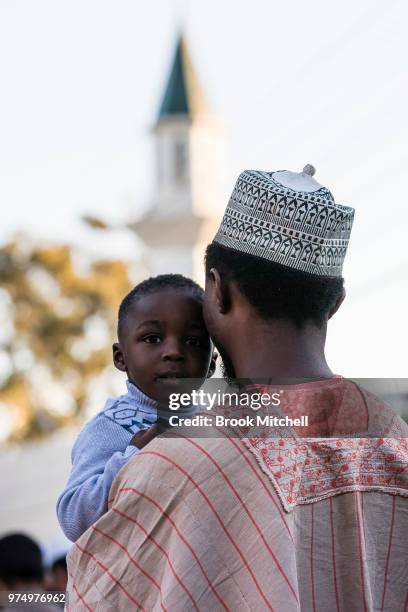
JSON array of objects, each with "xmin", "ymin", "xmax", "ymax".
[{"xmin": 161, "ymin": 339, "xmax": 184, "ymax": 361}]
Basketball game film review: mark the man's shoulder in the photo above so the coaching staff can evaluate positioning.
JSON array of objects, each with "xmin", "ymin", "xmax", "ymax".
[
  {"xmin": 107, "ymin": 431, "xmax": 254, "ymax": 530},
  {"xmin": 111, "ymin": 431, "xmax": 241, "ymax": 492},
  {"xmin": 355, "ymin": 383, "xmax": 408, "ymax": 436}
]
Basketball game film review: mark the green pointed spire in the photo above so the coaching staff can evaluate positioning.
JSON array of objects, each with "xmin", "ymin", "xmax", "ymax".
[{"xmin": 158, "ymin": 34, "xmax": 208, "ymax": 120}]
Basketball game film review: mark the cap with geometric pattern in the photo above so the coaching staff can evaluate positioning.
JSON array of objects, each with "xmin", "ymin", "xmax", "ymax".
[{"xmin": 213, "ymin": 165, "xmax": 354, "ymax": 277}]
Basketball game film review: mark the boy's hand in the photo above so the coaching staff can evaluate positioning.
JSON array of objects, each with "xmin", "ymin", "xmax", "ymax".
[{"xmin": 130, "ymin": 423, "xmax": 160, "ymax": 449}]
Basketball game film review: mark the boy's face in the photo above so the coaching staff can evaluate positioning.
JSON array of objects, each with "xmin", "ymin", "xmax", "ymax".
[{"xmin": 113, "ymin": 288, "xmax": 214, "ymax": 404}]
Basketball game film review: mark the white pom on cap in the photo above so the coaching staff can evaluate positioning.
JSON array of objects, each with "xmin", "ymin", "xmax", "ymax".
[{"xmin": 302, "ymin": 164, "xmax": 316, "ymax": 176}]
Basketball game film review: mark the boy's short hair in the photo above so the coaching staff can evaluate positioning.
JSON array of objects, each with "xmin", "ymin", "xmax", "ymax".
[
  {"xmin": 205, "ymin": 242, "xmax": 344, "ymax": 328},
  {"xmin": 118, "ymin": 274, "xmax": 204, "ymax": 338},
  {"xmin": 0, "ymin": 533, "xmax": 44, "ymax": 587}
]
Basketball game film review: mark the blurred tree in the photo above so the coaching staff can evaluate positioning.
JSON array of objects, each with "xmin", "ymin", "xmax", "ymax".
[
  {"xmin": 81, "ymin": 214, "xmax": 110, "ymax": 230},
  {"xmin": 0, "ymin": 236, "xmax": 132, "ymax": 442}
]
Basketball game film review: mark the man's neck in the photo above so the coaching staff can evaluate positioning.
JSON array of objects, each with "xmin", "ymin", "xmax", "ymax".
[{"xmin": 226, "ymin": 318, "xmax": 332, "ymax": 381}]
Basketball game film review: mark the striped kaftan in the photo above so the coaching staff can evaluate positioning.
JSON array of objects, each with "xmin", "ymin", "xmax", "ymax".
[{"xmin": 67, "ymin": 379, "xmax": 408, "ymax": 611}]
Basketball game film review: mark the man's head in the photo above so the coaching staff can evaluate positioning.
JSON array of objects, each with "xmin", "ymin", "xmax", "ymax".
[
  {"xmin": 204, "ymin": 166, "xmax": 354, "ymax": 378},
  {"xmin": 204, "ymin": 242, "xmax": 345, "ymax": 354},
  {"xmin": 0, "ymin": 533, "xmax": 44, "ymax": 589},
  {"xmin": 113, "ymin": 274, "xmax": 216, "ymax": 403}
]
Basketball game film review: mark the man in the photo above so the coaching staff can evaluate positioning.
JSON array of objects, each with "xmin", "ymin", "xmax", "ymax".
[{"xmin": 67, "ymin": 166, "xmax": 408, "ymax": 610}]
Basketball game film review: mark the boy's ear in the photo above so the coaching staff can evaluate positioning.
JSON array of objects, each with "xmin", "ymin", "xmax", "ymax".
[
  {"xmin": 112, "ymin": 342, "xmax": 127, "ymax": 372},
  {"xmin": 209, "ymin": 268, "xmax": 231, "ymax": 314},
  {"xmin": 207, "ymin": 351, "xmax": 218, "ymax": 378}
]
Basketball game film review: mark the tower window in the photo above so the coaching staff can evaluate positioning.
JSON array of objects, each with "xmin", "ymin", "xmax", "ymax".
[{"xmin": 174, "ymin": 141, "xmax": 188, "ymax": 184}]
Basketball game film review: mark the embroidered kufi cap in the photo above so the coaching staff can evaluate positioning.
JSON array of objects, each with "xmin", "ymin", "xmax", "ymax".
[{"xmin": 213, "ymin": 165, "xmax": 354, "ymax": 277}]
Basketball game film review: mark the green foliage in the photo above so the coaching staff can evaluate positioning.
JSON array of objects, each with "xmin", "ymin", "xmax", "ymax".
[{"xmin": 0, "ymin": 237, "xmax": 132, "ymax": 442}]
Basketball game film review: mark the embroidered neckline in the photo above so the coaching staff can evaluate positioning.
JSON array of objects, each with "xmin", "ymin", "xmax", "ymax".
[{"xmin": 231, "ymin": 379, "xmax": 408, "ymax": 511}]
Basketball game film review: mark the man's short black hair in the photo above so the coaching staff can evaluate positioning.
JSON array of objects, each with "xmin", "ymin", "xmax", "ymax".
[
  {"xmin": 205, "ymin": 243, "xmax": 344, "ymax": 327},
  {"xmin": 118, "ymin": 274, "xmax": 204, "ymax": 338},
  {"xmin": 0, "ymin": 533, "xmax": 43, "ymax": 587}
]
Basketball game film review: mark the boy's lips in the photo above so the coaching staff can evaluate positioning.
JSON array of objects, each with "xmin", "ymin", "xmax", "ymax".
[{"xmin": 155, "ymin": 371, "xmax": 186, "ymax": 381}]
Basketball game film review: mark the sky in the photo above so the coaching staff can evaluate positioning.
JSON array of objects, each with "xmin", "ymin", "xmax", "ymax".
[{"xmin": 0, "ymin": 0, "xmax": 407, "ymax": 376}]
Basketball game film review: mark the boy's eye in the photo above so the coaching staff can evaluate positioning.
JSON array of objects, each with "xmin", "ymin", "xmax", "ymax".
[
  {"xmin": 142, "ymin": 335, "xmax": 161, "ymax": 344},
  {"xmin": 186, "ymin": 337, "xmax": 205, "ymax": 347}
]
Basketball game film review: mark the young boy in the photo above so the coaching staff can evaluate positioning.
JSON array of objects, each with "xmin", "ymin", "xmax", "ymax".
[{"xmin": 57, "ymin": 274, "xmax": 216, "ymax": 542}]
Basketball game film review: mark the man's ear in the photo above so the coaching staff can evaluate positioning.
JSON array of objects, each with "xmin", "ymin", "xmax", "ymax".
[
  {"xmin": 209, "ymin": 268, "xmax": 230, "ymax": 314},
  {"xmin": 112, "ymin": 342, "xmax": 127, "ymax": 372},
  {"xmin": 207, "ymin": 351, "xmax": 218, "ymax": 378},
  {"xmin": 328, "ymin": 287, "xmax": 346, "ymax": 319}
]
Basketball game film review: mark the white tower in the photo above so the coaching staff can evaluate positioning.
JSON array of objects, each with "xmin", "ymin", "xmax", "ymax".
[{"xmin": 132, "ymin": 34, "xmax": 225, "ymax": 283}]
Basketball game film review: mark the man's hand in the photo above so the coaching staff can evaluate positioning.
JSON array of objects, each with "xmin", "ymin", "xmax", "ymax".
[{"xmin": 130, "ymin": 423, "xmax": 160, "ymax": 449}]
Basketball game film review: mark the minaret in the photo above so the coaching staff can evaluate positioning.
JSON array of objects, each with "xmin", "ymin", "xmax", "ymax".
[{"xmin": 132, "ymin": 34, "xmax": 224, "ymax": 282}]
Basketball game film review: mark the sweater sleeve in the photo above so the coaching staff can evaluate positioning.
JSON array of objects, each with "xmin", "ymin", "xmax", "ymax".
[{"xmin": 56, "ymin": 413, "xmax": 139, "ymax": 542}]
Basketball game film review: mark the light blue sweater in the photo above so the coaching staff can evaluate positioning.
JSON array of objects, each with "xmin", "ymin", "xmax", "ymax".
[{"xmin": 57, "ymin": 381, "xmax": 159, "ymax": 542}]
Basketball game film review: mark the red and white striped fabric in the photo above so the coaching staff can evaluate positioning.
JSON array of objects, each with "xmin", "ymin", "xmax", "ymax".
[{"xmin": 66, "ymin": 381, "xmax": 408, "ymax": 611}]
